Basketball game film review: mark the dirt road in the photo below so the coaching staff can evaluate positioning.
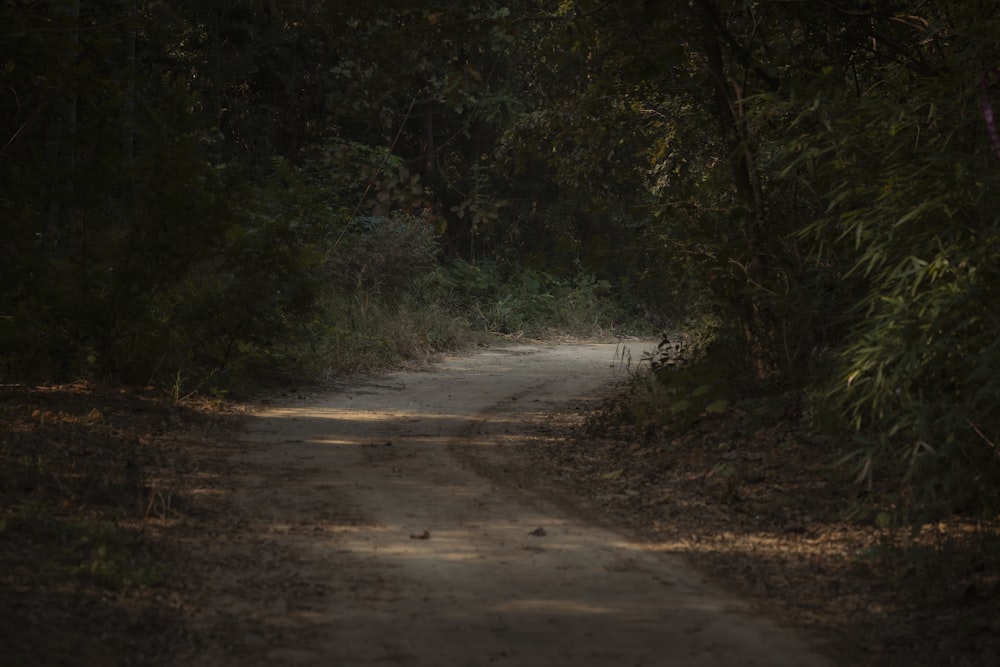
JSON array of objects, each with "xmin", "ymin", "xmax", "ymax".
[{"xmin": 171, "ymin": 342, "xmax": 833, "ymax": 666}]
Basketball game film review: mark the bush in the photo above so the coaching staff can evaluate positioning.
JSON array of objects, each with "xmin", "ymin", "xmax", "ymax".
[
  {"xmin": 441, "ymin": 259, "xmax": 644, "ymax": 338},
  {"xmin": 784, "ymin": 24, "xmax": 1000, "ymax": 519}
]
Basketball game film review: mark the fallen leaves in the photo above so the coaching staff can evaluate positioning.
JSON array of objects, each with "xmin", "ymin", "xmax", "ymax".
[
  {"xmin": 484, "ymin": 392, "xmax": 1000, "ymax": 667},
  {"xmin": 0, "ymin": 382, "xmax": 244, "ymax": 666}
]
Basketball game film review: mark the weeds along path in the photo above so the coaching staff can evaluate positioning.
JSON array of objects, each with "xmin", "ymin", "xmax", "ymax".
[{"xmin": 171, "ymin": 343, "xmax": 833, "ymax": 667}]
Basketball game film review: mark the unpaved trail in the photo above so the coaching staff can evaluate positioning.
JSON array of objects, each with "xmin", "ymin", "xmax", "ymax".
[{"xmin": 173, "ymin": 342, "xmax": 834, "ymax": 666}]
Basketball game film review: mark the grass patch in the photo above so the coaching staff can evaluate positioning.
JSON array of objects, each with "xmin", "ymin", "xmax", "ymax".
[
  {"xmin": 441, "ymin": 259, "xmax": 653, "ymax": 339},
  {"xmin": 266, "ymin": 258, "xmax": 655, "ymax": 381}
]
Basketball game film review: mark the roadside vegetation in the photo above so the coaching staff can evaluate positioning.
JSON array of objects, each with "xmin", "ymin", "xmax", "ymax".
[{"xmin": 556, "ymin": 340, "xmax": 1000, "ymax": 667}]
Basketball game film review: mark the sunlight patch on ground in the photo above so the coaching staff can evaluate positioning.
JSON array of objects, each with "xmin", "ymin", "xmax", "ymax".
[
  {"xmin": 637, "ymin": 531, "xmax": 860, "ymax": 564},
  {"xmin": 490, "ymin": 598, "xmax": 623, "ymax": 615}
]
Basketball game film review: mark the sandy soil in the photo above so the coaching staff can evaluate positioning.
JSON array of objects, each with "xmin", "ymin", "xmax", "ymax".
[{"xmin": 165, "ymin": 342, "xmax": 834, "ymax": 666}]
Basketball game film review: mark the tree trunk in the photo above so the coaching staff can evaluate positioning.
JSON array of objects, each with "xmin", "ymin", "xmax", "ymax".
[
  {"xmin": 692, "ymin": 0, "xmax": 775, "ymax": 377},
  {"xmin": 46, "ymin": 0, "xmax": 80, "ymax": 220},
  {"xmin": 693, "ymin": 0, "xmax": 765, "ymax": 243},
  {"xmin": 43, "ymin": 0, "xmax": 80, "ymax": 282},
  {"xmin": 123, "ymin": 0, "xmax": 136, "ymax": 169}
]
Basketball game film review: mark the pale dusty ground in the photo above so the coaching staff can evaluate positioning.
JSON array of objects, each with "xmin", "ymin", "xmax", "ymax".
[{"xmin": 168, "ymin": 342, "xmax": 835, "ymax": 666}]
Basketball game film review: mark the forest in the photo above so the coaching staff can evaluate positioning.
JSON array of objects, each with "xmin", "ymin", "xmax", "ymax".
[
  {"xmin": 5, "ymin": 0, "xmax": 1000, "ymax": 520},
  {"xmin": 2, "ymin": 1, "xmax": 1000, "ymax": 661}
]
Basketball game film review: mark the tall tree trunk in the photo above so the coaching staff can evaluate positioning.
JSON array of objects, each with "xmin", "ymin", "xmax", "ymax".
[
  {"xmin": 42, "ymin": 0, "xmax": 80, "ymax": 303},
  {"xmin": 692, "ymin": 0, "xmax": 775, "ymax": 376},
  {"xmin": 213, "ymin": 10, "xmax": 226, "ymax": 162},
  {"xmin": 46, "ymin": 0, "xmax": 80, "ymax": 232},
  {"xmin": 694, "ymin": 0, "xmax": 765, "ymax": 242},
  {"xmin": 123, "ymin": 0, "xmax": 136, "ymax": 170}
]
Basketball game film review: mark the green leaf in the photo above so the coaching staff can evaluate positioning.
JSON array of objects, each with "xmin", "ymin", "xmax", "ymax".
[
  {"xmin": 691, "ymin": 383, "xmax": 712, "ymax": 397},
  {"xmin": 705, "ymin": 399, "xmax": 729, "ymax": 414},
  {"xmin": 669, "ymin": 399, "xmax": 691, "ymax": 414}
]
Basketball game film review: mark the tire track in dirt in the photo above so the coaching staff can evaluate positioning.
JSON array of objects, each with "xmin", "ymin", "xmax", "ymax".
[{"xmin": 170, "ymin": 343, "xmax": 834, "ymax": 666}]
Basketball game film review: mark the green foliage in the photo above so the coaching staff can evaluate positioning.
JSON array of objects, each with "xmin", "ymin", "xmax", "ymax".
[
  {"xmin": 1, "ymin": 0, "xmax": 598, "ymax": 390},
  {"xmin": 764, "ymin": 5, "xmax": 1000, "ymax": 518},
  {"xmin": 553, "ymin": 0, "xmax": 1000, "ymax": 519},
  {"xmin": 646, "ymin": 318, "xmax": 741, "ymax": 427},
  {"xmin": 440, "ymin": 259, "xmax": 643, "ymax": 338},
  {"xmin": 491, "ymin": 0, "xmax": 1000, "ymax": 521},
  {"xmin": 591, "ymin": 316, "xmax": 741, "ymax": 438}
]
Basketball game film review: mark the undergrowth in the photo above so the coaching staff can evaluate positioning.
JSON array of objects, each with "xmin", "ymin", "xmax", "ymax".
[
  {"xmin": 221, "ymin": 257, "xmax": 653, "ymax": 389},
  {"xmin": 440, "ymin": 259, "xmax": 649, "ymax": 339},
  {"xmin": 590, "ymin": 313, "xmax": 1000, "ymax": 632},
  {"xmin": 136, "ymin": 219, "xmax": 654, "ymax": 397}
]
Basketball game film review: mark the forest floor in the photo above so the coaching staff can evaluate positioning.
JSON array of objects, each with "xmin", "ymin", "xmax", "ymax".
[{"xmin": 1, "ymin": 341, "xmax": 998, "ymax": 666}]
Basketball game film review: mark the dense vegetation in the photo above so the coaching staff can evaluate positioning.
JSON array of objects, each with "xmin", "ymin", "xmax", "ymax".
[{"xmin": 3, "ymin": 1, "xmax": 1000, "ymax": 524}]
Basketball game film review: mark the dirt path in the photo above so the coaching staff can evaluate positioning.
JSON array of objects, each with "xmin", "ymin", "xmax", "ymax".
[{"xmin": 170, "ymin": 342, "xmax": 834, "ymax": 666}]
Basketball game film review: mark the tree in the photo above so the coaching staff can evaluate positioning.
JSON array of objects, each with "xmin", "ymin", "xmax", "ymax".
[{"xmin": 489, "ymin": 0, "xmax": 1000, "ymax": 515}]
